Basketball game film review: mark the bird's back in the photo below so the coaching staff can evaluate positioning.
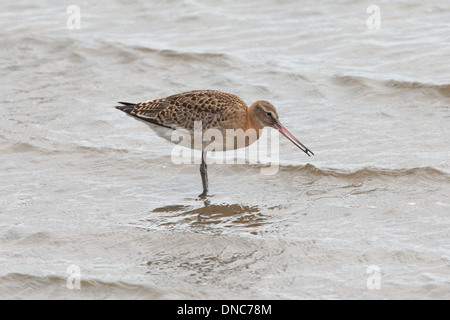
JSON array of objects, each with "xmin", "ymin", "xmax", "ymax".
[{"xmin": 116, "ymin": 90, "xmax": 249, "ymax": 132}]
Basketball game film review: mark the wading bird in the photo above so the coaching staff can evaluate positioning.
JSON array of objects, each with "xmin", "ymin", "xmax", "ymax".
[{"xmin": 116, "ymin": 90, "xmax": 313, "ymax": 195}]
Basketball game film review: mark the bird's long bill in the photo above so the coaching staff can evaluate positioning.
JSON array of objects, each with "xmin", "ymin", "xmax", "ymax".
[{"xmin": 274, "ymin": 121, "xmax": 314, "ymax": 157}]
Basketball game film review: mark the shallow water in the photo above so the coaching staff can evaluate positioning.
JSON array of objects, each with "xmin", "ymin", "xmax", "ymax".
[{"xmin": 1, "ymin": 0, "xmax": 449, "ymax": 299}]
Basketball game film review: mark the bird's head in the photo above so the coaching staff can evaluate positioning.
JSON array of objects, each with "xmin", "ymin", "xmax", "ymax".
[{"xmin": 249, "ymin": 100, "xmax": 314, "ymax": 157}]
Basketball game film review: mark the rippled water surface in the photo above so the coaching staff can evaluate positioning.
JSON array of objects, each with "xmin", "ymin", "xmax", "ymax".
[{"xmin": 1, "ymin": 0, "xmax": 449, "ymax": 299}]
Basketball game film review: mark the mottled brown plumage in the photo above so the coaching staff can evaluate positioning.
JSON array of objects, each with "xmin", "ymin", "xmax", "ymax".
[{"xmin": 118, "ymin": 90, "xmax": 249, "ymax": 132}]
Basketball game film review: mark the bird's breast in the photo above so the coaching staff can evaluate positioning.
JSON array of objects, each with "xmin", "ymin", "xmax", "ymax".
[{"xmin": 149, "ymin": 123, "xmax": 262, "ymax": 151}]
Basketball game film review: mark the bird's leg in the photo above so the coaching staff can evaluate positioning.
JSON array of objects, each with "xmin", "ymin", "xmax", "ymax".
[{"xmin": 199, "ymin": 150, "xmax": 208, "ymax": 196}]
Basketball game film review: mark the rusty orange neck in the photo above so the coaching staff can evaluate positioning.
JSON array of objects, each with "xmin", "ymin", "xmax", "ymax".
[{"xmin": 247, "ymin": 105, "xmax": 263, "ymax": 140}]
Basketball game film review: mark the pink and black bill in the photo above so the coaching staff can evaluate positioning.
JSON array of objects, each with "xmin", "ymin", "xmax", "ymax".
[{"xmin": 273, "ymin": 121, "xmax": 314, "ymax": 157}]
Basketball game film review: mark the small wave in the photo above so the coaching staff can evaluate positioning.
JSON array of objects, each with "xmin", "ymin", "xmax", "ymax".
[
  {"xmin": 5, "ymin": 142, "xmax": 40, "ymax": 153},
  {"xmin": 385, "ymin": 80, "xmax": 450, "ymax": 97},
  {"xmin": 276, "ymin": 163, "xmax": 450, "ymax": 181},
  {"xmin": 332, "ymin": 75, "xmax": 371, "ymax": 88},
  {"xmin": 0, "ymin": 273, "xmax": 161, "ymax": 299},
  {"xmin": 89, "ymin": 40, "xmax": 240, "ymax": 69},
  {"xmin": 332, "ymin": 75, "xmax": 450, "ymax": 98},
  {"xmin": 132, "ymin": 45, "xmax": 231, "ymax": 60},
  {"xmin": 133, "ymin": 45, "xmax": 238, "ymax": 69},
  {"xmin": 96, "ymin": 40, "xmax": 236, "ymax": 66}
]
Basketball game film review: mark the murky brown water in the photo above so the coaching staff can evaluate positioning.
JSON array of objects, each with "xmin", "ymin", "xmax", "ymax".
[{"xmin": 1, "ymin": 0, "xmax": 449, "ymax": 299}]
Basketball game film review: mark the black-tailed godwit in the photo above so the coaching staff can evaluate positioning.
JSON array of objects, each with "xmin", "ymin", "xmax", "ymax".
[{"xmin": 115, "ymin": 90, "xmax": 313, "ymax": 195}]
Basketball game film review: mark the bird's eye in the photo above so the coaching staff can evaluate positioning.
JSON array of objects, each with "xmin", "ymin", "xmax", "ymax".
[{"xmin": 266, "ymin": 112, "xmax": 272, "ymax": 117}]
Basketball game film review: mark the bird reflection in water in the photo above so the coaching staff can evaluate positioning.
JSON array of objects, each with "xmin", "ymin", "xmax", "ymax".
[{"xmin": 150, "ymin": 198, "xmax": 266, "ymax": 233}]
